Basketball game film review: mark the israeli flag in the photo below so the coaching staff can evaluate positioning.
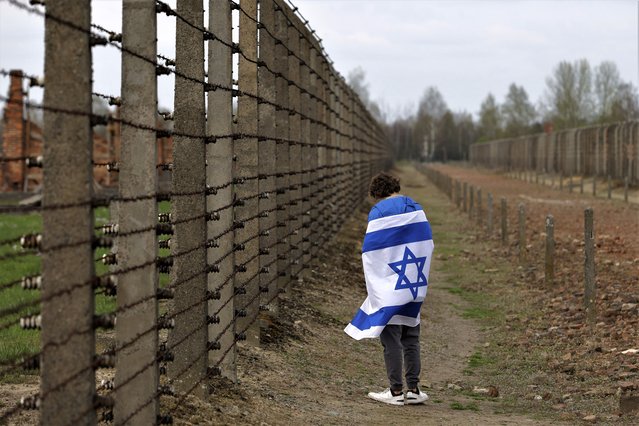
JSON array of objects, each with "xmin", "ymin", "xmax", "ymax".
[{"xmin": 344, "ymin": 209, "xmax": 434, "ymax": 340}]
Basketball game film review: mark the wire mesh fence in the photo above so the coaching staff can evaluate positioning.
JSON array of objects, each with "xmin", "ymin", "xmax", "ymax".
[
  {"xmin": 0, "ymin": 0, "xmax": 390, "ymax": 424},
  {"xmin": 469, "ymin": 122, "xmax": 639, "ymax": 185}
]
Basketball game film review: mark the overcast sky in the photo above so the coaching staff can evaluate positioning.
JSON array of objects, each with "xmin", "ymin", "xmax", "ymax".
[{"xmin": 0, "ymin": 0, "xmax": 637, "ymax": 120}]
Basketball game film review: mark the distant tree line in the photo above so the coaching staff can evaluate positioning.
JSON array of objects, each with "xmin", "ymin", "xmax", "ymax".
[{"xmin": 348, "ymin": 59, "xmax": 639, "ymax": 162}]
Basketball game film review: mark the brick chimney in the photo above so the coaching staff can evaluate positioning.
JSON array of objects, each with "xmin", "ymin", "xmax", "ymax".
[{"xmin": 1, "ymin": 70, "xmax": 26, "ymax": 191}]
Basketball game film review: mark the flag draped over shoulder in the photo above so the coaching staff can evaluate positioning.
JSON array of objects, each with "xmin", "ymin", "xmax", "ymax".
[{"xmin": 344, "ymin": 208, "xmax": 434, "ymax": 340}]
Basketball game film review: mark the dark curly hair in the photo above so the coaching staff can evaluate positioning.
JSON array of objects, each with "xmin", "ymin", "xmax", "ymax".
[{"xmin": 369, "ymin": 172, "xmax": 401, "ymax": 199}]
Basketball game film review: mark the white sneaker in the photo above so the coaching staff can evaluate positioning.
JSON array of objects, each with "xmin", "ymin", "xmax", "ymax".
[
  {"xmin": 367, "ymin": 388, "xmax": 405, "ymax": 405},
  {"xmin": 405, "ymin": 389, "xmax": 428, "ymax": 405}
]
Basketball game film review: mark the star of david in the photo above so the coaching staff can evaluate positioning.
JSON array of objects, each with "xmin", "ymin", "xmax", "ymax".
[{"xmin": 388, "ymin": 246, "xmax": 428, "ymax": 300}]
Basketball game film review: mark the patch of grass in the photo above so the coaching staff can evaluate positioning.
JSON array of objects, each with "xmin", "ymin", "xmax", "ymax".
[
  {"xmin": 462, "ymin": 306, "xmax": 496, "ymax": 320},
  {"xmin": 0, "ymin": 207, "xmax": 118, "ymax": 371},
  {"xmin": 468, "ymin": 351, "xmax": 493, "ymax": 368},
  {"xmin": 445, "ymin": 287, "xmax": 463, "ymax": 295},
  {"xmin": 450, "ymin": 401, "xmax": 480, "ymax": 411}
]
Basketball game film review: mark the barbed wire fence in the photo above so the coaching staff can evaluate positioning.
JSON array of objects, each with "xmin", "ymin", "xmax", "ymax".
[
  {"xmin": 469, "ymin": 122, "xmax": 639, "ymax": 191},
  {"xmin": 0, "ymin": 0, "xmax": 390, "ymax": 424}
]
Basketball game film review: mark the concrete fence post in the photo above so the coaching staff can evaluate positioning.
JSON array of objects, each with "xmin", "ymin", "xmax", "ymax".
[
  {"xmin": 168, "ymin": 0, "xmax": 208, "ymax": 396},
  {"xmin": 607, "ymin": 175, "xmax": 612, "ymax": 199},
  {"xmin": 257, "ymin": 0, "xmax": 279, "ymax": 324},
  {"xmin": 114, "ymin": 0, "xmax": 159, "ymax": 422},
  {"xmin": 333, "ymin": 79, "xmax": 344, "ymax": 228},
  {"xmin": 351, "ymin": 93, "xmax": 361, "ymax": 209},
  {"xmin": 308, "ymin": 37, "xmax": 320, "ymax": 255},
  {"xmin": 317, "ymin": 59, "xmax": 329, "ymax": 250},
  {"xmin": 518, "ymin": 203, "xmax": 526, "ymax": 263},
  {"xmin": 501, "ymin": 197, "xmax": 508, "ymax": 246},
  {"xmin": 300, "ymin": 34, "xmax": 312, "ymax": 268},
  {"xmin": 207, "ymin": 0, "xmax": 235, "ymax": 381},
  {"xmin": 274, "ymin": 3, "xmax": 291, "ymax": 295},
  {"xmin": 287, "ymin": 15, "xmax": 302, "ymax": 281},
  {"xmin": 544, "ymin": 215, "xmax": 554, "ymax": 286},
  {"xmin": 330, "ymin": 72, "xmax": 340, "ymax": 233},
  {"xmin": 235, "ymin": 0, "xmax": 260, "ymax": 345},
  {"xmin": 41, "ymin": 1, "xmax": 96, "ymax": 422},
  {"xmin": 355, "ymin": 103, "xmax": 364, "ymax": 204},
  {"xmin": 584, "ymin": 208, "xmax": 596, "ymax": 324}
]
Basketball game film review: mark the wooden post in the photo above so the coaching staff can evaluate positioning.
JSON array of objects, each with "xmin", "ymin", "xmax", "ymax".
[
  {"xmin": 462, "ymin": 182, "xmax": 467, "ymax": 212},
  {"xmin": 518, "ymin": 203, "xmax": 526, "ymax": 263},
  {"xmin": 486, "ymin": 193, "xmax": 493, "ymax": 235},
  {"xmin": 468, "ymin": 185, "xmax": 474, "ymax": 220},
  {"xmin": 584, "ymin": 208, "xmax": 596, "ymax": 324},
  {"xmin": 544, "ymin": 215, "xmax": 554, "ymax": 286},
  {"xmin": 501, "ymin": 197, "xmax": 508, "ymax": 246},
  {"xmin": 476, "ymin": 188, "xmax": 482, "ymax": 226},
  {"xmin": 607, "ymin": 175, "xmax": 612, "ymax": 199}
]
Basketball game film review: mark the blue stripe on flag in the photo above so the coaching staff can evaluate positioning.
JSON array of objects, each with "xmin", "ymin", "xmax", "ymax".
[
  {"xmin": 362, "ymin": 221, "xmax": 432, "ymax": 253},
  {"xmin": 350, "ymin": 302, "xmax": 422, "ymax": 330}
]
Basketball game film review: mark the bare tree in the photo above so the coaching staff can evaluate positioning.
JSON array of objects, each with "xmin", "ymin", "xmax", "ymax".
[
  {"xmin": 610, "ymin": 82, "xmax": 639, "ymax": 121},
  {"xmin": 594, "ymin": 61, "xmax": 622, "ymax": 122},
  {"xmin": 346, "ymin": 66, "xmax": 387, "ymax": 123},
  {"xmin": 502, "ymin": 83, "xmax": 536, "ymax": 137},
  {"xmin": 543, "ymin": 59, "xmax": 594, "ymax": 129},
  {"xmin": 412, "ymin": 87, "xmax": 448, "ymax": 161},
  {"xmin": 417, "ymin": 86, "xmax": 447, "ymax": 121},
  {"xmin": 347, "ymin": 66, "xmax": 371, "ymax": 106},
  {"xmin": 478, "ymin": 93, "xmax": 501, "ymax": 141}
]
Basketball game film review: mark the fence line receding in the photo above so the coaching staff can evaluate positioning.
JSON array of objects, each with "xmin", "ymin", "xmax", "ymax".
[
  {"xmin": 0, "ymin": 0, "xmax": 390, "ymax": 424},
  {"xmin": 469, "ymin": 122, "xmax": 639, "ymax": 185}
]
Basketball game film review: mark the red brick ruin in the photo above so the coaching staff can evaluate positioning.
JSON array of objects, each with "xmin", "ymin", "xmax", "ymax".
[{"xmin": 0, "ymin": 70, "xmax": 173, "ymax": 192}]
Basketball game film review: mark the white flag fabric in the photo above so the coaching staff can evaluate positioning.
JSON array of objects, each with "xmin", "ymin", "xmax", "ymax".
[{"xmin": 345, "ymin": 208, "xmax": 434, "ymax": 340}]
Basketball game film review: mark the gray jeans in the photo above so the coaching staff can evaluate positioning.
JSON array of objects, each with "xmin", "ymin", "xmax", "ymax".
[{"xmin": 379, "ymin": 324, "xmax": 421, "ymax": 391}]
